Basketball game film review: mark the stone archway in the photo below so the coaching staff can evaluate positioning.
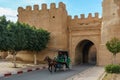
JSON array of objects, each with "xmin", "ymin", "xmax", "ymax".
[{"xmin": 75, "ymin": 39, "xmax": 97, "ymax": 65}]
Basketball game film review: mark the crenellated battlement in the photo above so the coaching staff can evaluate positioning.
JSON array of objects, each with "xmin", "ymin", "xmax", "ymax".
[
  {"xmin": 59, "ymin": 2, "xmax": 66, "ymax": 9},
  {"xmin": 50, "ymin": 3, "xmax": 56, "ymax": 9},
  {"xmin": 68, "ymin": 13, "xmax": 100, "ymax": 20},
  {"xmin": 18, "ymin": 2, "xmax": 66, "ymax": 12},
  {"xmin": 18, "ymin": 2, "xmax": 101, "ymax": 29},
  {"xmin": 26, "ymin": 6, "xmax": 32, "ymax": 11},
  {"xmin": 68, "ymin": 13, "xmax": 101, "ymax": 26},
  {"xmin": 42, "ymin": 4, "xmax": 47, "ymax": 10},
  {"xmin": 18, "ymin": 7, "xmax": 24, "ymax": 12},
  {"xmin": 34, "ymin": 5, "xmax": 39, "ymax": 10}
]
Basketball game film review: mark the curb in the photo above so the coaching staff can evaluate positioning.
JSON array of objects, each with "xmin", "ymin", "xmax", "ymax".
[
  {"xmin": 0, "ymin": 66, "xmax": 48, "ymax": 77},
  {"xmin": 98, "ymin": 72, "xmax": 106, "ymax": 80},
  {"xmin": 66, "ymin": 69, "xmax": 88, "ymax": 80}
]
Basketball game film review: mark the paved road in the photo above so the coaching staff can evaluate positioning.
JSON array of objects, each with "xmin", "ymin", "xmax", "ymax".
[{"xmin": 0, "ymin": 64, "xmax": 95, "ymax": 80}]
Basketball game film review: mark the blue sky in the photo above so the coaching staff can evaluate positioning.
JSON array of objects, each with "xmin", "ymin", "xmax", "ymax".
[{"xmin": 0, "ymin": 0, "xmax": 103, "ymax": 22}]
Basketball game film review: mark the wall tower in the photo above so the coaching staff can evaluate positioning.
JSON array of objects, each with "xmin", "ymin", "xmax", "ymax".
[
  {"xmin": 18, "ymin": 2, "xmax": 68, "ymax": 51},
  {"xmin": 100, "ymin": 0, "xmax": 120, "ymax": 65}
]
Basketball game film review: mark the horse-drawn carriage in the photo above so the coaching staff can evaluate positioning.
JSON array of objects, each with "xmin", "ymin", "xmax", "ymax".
[
  {"xmin": 44, "ymin": 50, "xmax": 71, "ymax": 72},
  {"xmin": 55, "ymin": 50, "xmax": 71, "ymax": 70}
]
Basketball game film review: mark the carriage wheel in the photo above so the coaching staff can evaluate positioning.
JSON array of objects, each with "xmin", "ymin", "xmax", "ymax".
[{"xmin": 63, "ymin": 65, "xmax": 66, "ymax": 71}]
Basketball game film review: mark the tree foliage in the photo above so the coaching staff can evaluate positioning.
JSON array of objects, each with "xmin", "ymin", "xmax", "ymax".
[
  {"xmin": 26, "ymin": 28, "xmax": 50, "ymax": 64},
  {"xmin": 7, "ymin": 22, "xmax": 28, "ymax": 52},
  {"xmin": 0, "ymin": 15, "xmax": 50, "ymax": 66},
  {"xmin": 26, "ymin": 28, "xmax": 50, "ymax": 52},
  {"xmin": 106, "ymin": 37, "xmax": 120, "ymax": 64},
  {"xmin": 106, "ymin": 37, "xmax": 120, "ymax": 55},
  {"xmin": 0, "ymin": 15, "xmax": 11, "ymax": 27},
  {"xmin": 0, "ymin": 16, "xmax": 11, "ymax": 51}
]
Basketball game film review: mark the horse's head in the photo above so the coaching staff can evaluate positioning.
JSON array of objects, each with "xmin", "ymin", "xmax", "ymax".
[{"xmin": 44, "ymin": 56, "xmax": 51, "ymax": 62}]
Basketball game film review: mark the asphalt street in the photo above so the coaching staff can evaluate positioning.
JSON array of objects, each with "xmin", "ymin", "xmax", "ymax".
[{"xmin": 0, "ymin": 64, "xmax": 94, "ymax": 80}]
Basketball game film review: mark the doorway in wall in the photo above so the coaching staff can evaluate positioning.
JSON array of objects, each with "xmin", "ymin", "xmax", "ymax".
[{"xmin": 75, "ymin": 40, "xmax": 97, "ymax": 65}]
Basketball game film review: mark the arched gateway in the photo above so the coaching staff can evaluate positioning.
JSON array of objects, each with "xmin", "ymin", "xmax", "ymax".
[
  {"xmin": 68, "ymin": 18, "xmax": 101, "ymax": 65},
  {"xmin": 75, "ymin": 40, "xmax": 97, "ymax": 65}
]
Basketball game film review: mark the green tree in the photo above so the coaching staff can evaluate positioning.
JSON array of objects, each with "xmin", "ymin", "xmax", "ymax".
[
  {"xmin": 7, "ymin": 22, "xmax": 28, "ymax": 67},
  {"xmin": 26, "ymin": 28, "xmax": 50, "ymax": 64},
  {"xmin": 0, "ymin": 16, "xmax": 11, "ymax": 53},
  {"xmin": 0, "ymin": 15, "xmax": 11, "ymax": 27},
  {"xmin": 106, "ymin": 37, "xmax": 120, "ymax": 64},
  {"xmin": 0, "ymin": 15, "xmax": 50, "ymax": 66}
]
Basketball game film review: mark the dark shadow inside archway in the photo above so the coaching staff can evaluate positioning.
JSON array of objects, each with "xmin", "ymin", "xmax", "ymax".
[{"xmin": 75, "ymin": 40, "xmax": 97, "ymax": 65}]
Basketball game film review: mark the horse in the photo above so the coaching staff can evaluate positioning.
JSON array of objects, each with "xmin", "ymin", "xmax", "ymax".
[{"xmin": 44, "ymin": 56, "xmax": 57, "ymax": 72}]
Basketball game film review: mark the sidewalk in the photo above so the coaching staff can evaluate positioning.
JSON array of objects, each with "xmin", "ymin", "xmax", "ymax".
[
  {"xmin": 66, "ymin": 66, "xmax": 105, "ymax": 80},
  {"xmin": 0, "ymin": 60, "xmax": 48, "ymax": 77}
]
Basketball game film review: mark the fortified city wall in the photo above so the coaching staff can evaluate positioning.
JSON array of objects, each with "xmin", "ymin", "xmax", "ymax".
[
  {"xmin": 9, "ymin": 0, "xmax": 120, "ymax": 65},
  {"xmin": 16, "ymin": 2, "xmax": 102, "ymax": 63}
]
